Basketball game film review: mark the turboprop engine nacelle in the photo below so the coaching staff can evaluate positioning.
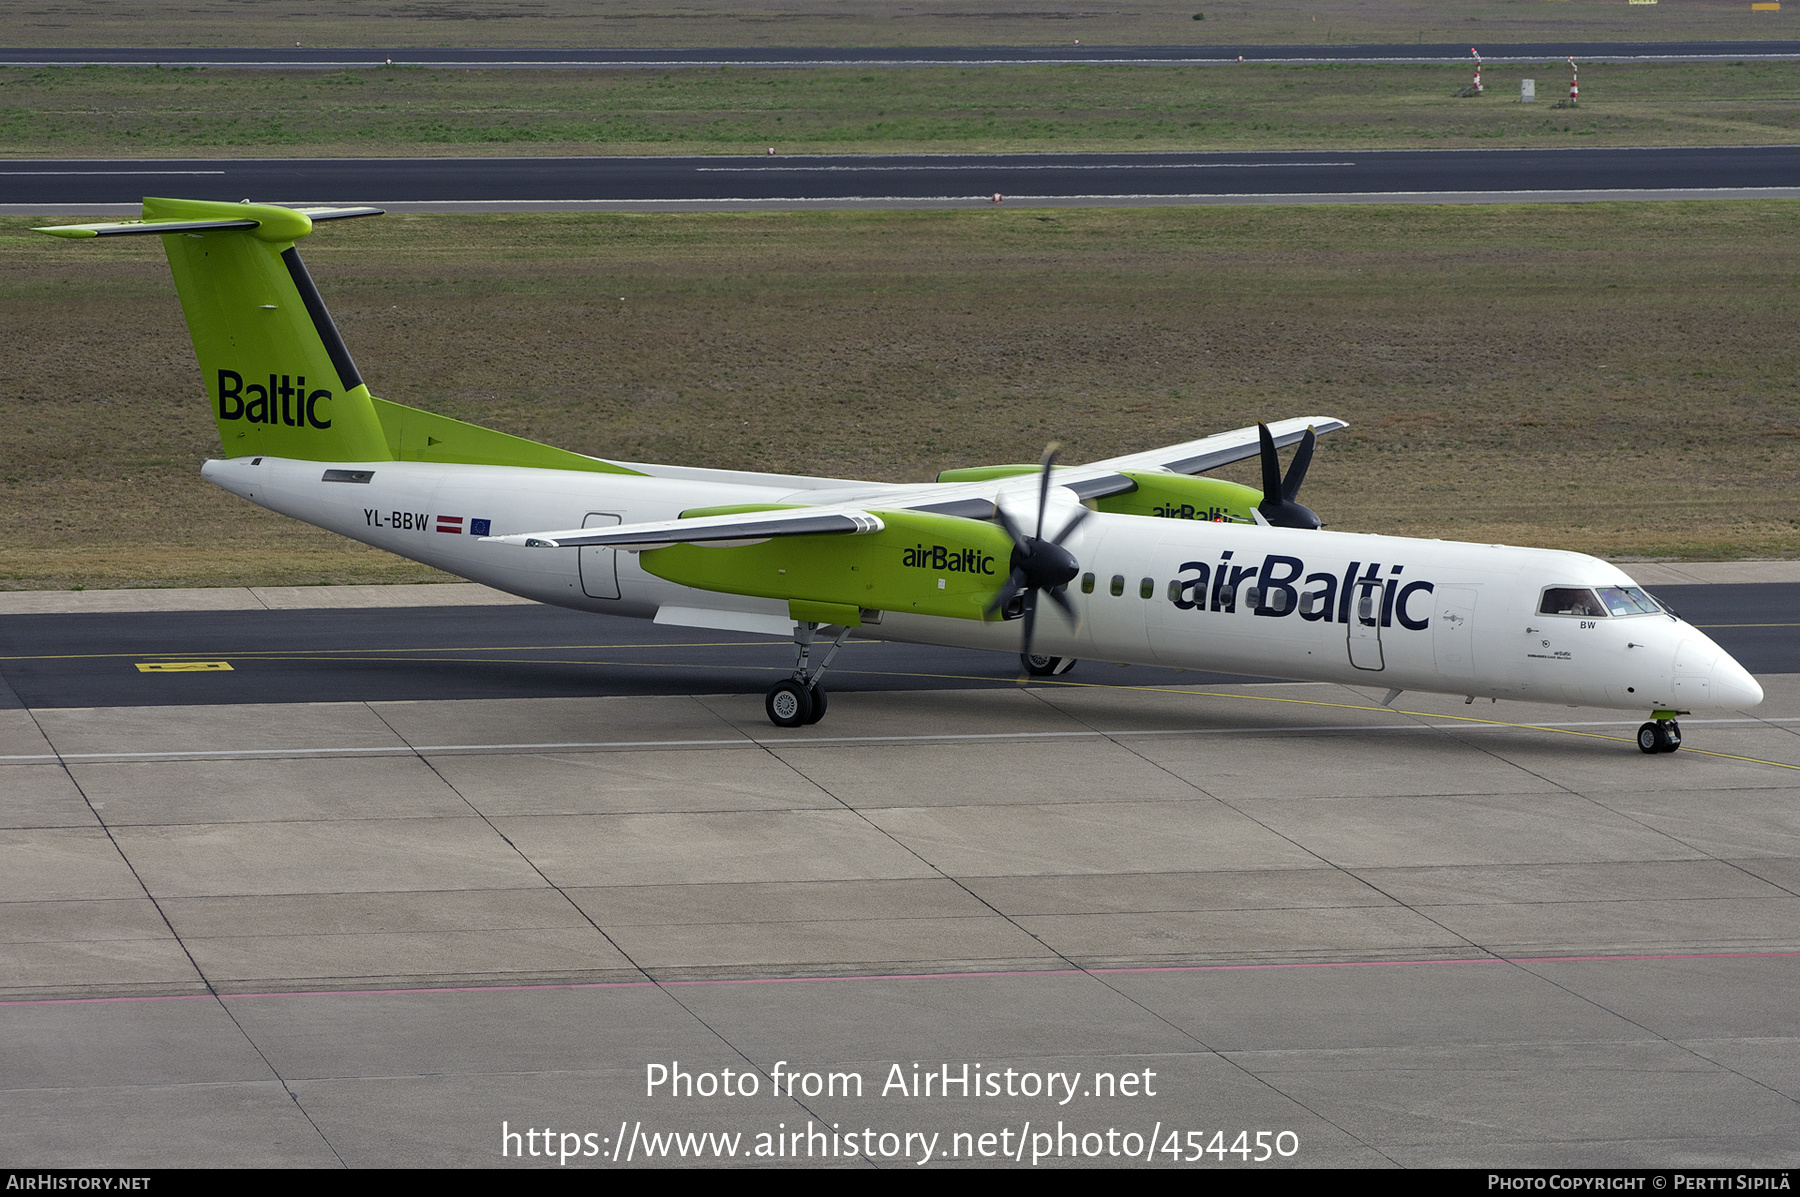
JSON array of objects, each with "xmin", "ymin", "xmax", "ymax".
[{"xmin": 639, "ymin": 508, "xmax": 1020, "ymax": 628}]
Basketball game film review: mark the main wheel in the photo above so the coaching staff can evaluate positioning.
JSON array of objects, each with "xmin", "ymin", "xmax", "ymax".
[
  {"xmin": 1022, "ymin": 654, "xmax": 1077, "ymax": 677},
  {"xmin": 1637, "ymin": 721, "xmax": 1669, "ymax": 754},
  {"xmin": 766, "ymin": 679, "xmax": 813, "ymax": 728},
  {"xmin": 803, "ymin": 683, "xmax": 828, "ymax": 725}
]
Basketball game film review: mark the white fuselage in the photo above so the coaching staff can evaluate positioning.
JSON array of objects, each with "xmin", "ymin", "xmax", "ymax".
[{"xmin": 204, "ymin": 455, "xmax": 1764, "ymax": 714}]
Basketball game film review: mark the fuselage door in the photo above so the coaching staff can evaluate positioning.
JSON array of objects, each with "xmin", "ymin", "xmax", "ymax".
[
  {"xmin": 1433, "ymin": 587, "xmax": 1478, "ymax": 680},
  {"xmin": 579, "ymin": 512, "xmax": 622, "ymax": 600},
  {"xmin": 1347, "ymin": 575, "xmax": 1384, "ymax": 671}
]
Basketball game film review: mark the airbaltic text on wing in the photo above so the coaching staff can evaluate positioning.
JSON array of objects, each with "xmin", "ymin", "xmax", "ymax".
[
  {"xmin": 1170, "ymin": 551, "xmax": 1434, "ymax": 630},
  {"xmin": 217, "ymin": 369, "xmax": 332, "ymax": 429}
]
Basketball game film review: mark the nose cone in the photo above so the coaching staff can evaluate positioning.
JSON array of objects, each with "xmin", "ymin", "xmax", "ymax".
[
  {"xmin": 1713, "ymin": 654, "xmax": 1765, "ymax": 710},
  {"xmin": 1670, "ymin": 631, "xmax": 1764, "ymax": 711}
]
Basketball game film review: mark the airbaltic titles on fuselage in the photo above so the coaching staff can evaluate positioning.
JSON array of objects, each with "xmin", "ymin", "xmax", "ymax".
[{"xmin": 1170, "ymin": 550, "xmax": 1434, "ymax": 630}]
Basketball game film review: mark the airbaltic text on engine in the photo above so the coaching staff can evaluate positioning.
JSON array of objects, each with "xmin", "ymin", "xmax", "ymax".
[{"xmin": 902, "ymin": 544, "xmax": 998, "ymax": 575}]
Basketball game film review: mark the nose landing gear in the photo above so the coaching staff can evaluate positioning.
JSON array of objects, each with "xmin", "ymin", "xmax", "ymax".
[
  {"xmin": 1636, "ymin": 718, "xmax": 1683, "ymax": 754},
  {"xmin": 1021, "ymin": 653, "xmax": 1078, "ymax": 678},
  {"xmin": 765, "ymin": 621, "xmax": 848, "ymax": 728}
]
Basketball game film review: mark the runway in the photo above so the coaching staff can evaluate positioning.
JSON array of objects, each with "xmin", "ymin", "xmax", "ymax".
[
  {"xmin": 3, "ymin": 578, "xmax": 1797, "ymax": 1167},
  {"xmin": 9, "ymin": 146, "xmax": 1800, "ymax": 214},
  {"xmin": 6, "ymin": 42, "xmax": 1799, "ymax": 68}
]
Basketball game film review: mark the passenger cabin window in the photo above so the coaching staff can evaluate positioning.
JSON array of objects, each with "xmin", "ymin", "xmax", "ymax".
[
  {"xmin": 1139, "ymin": 577, "xmax": 1154, "ymax": 600},
  {"xmin": 1596, "ymin": 586, "xmax": 1661, "ymax": 616},
  {"xmin": 1110, "ymin": 574, "xmax": 1125, "ymax": 597},
  {"xmin": 1539, "ymin": 588, "xmax": 1608, "ymax": 618},
  {"xmin": 1080, "ymin": 572, "xmax": 1095, "ymax": 595}
]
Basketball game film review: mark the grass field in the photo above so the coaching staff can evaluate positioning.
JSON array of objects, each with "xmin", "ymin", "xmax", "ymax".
[
  {"xmin": 4, "ymin": 59, "xmax": 1798, "ymax": 158},
  {"xmin": 3, "ymin": 202, "xmax": 1797, "ymax": 590},
  {"xmin": 1, "ymin": 0, "xmax": 1786, "ymax": 50}
]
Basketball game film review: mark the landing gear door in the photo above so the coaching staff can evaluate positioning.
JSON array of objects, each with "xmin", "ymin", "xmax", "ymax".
[
  {"xmin": 579, "ymin": 513, "xmax": 622, "ymax": 600},
  {"xmin": 1347, "ymin": 577, "xmax": 1384, "ymax": 671}
]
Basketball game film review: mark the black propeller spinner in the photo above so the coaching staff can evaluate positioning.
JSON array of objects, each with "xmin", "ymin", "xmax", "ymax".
[
  {"xmin": 984, "ymin": 446, "xmax": 1089, "ymax": 662},
  {"xmin": 1257, "ymin": 421, "xmax": 1323, "ymax": 530}
]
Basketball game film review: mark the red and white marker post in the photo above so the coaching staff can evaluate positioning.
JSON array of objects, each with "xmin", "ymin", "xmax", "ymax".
[
  {"xmin": 1471, "ymin": 48, "xmax": 1483, "ymax": 95},
  {"xmin": 1568, "ymin": 57, "xmax": 1579, "ymax": 105}
]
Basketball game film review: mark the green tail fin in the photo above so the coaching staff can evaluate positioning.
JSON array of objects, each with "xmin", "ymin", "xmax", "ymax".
[
  {"xmin": 44, "ymin": 197, "xmax": 395, "ymax": 461},
  {"xmin": 155, "ymin": 197, "xmax": 393, "ymax": 462},
  {"xmin": 36, "ymin": 197, "xmax": 643, "ymax": 475}
]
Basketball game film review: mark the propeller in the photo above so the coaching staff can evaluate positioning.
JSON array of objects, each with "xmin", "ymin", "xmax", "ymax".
[
  {"xmin": 985, "ymin": 445, "xmax": 1089, "ymax": 663},
  {"xmin": 1256, "ymin": 421, "xmax": 1323, "ymax": 530}
]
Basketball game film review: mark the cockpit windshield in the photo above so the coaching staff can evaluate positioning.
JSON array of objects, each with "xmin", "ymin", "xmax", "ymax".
[
  {"xmin": 1539, "ymin": 588, "xmax": 1608, "ymax": 617},
  {"xmin": 1538, "ymin": 586, "xmax": 1663, "ymax": 618},
  {"xmin": 1596, "ymin": 586, "xmax": 1661, "ymax": 616}
]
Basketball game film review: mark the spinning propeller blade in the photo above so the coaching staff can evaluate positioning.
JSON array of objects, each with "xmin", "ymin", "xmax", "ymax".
[{"xmin": 985, "ymin": 445, "xmax": 1085, "ymax": 662}]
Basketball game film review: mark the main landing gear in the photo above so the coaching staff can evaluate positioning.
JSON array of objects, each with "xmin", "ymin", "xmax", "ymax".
[
  {"xmin": 765, "ymin": 621, "xmax": 850, "ymax": 728},
  {"xmin": 1637, "ymin": 719, "xmax": 1683, "ymax": 755}
]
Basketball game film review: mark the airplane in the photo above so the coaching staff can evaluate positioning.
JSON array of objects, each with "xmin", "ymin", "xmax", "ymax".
[{"xmin": 36, "ymin": 198, "xmax": 1764, "ymax": 752}]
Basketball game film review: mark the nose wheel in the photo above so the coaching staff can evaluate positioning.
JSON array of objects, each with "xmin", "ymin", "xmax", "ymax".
[
  {"xmin": 1021, "ymin": 653, "xmax": 1078, "ymax": 677},
  {"xmin": 1637, "ymin": 719, "xmax": 1682, "ymax": 754}
]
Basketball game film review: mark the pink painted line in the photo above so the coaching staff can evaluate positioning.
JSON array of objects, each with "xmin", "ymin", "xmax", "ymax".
[
  {"xmin": 1087, "ymin": 949, "xmax": 1800, "ymax": 976},
  {"xmin": 5, "ymin": 949, "xmax": 1797, "ymax": 1009},
  {"xmin": 1, "ymin": 977, "xmax": 660, "ymax": 1006}
]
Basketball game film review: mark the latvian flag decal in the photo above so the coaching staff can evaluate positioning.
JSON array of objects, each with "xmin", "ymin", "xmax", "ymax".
[{"xmin": 434, "ymin": 516, "xmax": 493, "ymax": 536}]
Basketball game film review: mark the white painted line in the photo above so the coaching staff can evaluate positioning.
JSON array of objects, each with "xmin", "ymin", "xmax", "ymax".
[
  {"xmin": 15, "ymin": 188, "xmax": 1800, "ymax": 221},
  {"xmin": 4, "ymin": 715, "xmax": 1792, "ymax": 764}
]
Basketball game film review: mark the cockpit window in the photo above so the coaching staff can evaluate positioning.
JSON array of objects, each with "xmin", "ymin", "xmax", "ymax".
[
  {"xmin": 1596, "ymin": 586, "xmax": 1661, "ymax": 616},
  {"xmin": 1539, "ymin": 587, "xmax": 1608, "ymax": 618}
]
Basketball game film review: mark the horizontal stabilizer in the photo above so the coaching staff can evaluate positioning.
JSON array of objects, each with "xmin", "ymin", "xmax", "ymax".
[
  {"xmin": 489, "ymin": 509, "xmax": 885, "ymax": 551},
  {"xmin": 34, "ymin": 205, "xmax": 383, "ymax": 240}
]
